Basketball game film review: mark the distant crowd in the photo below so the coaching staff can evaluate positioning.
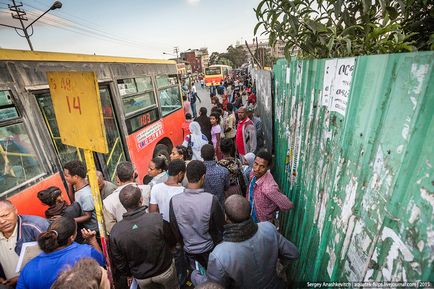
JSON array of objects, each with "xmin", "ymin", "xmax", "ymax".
[{"xmin": 0, "ymin": 71, "xmax": 299, "ymax": 289}]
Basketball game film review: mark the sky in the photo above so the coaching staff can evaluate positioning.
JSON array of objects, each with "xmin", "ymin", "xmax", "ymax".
[{"xmin": 0, "ymin": 0, "xmax": 265, "ymax": 59}]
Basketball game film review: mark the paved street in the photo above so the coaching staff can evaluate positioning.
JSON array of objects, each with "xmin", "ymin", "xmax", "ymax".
[{"xmin": 194, "ymin": 82, "xmax": 213, "ymax": 113}]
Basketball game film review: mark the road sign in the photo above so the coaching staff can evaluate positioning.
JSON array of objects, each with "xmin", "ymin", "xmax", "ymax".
[{"xmin": 47, "ymin": 71, "xmax": 108, "ymax": 153}]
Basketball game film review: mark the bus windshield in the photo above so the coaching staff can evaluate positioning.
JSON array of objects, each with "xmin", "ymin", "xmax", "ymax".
[{"xmin": 205, "ymin": 67, "xmax": 221, "ymax": 75}]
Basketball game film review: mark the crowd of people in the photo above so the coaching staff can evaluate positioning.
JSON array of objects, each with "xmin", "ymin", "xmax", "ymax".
[{"xmin": 0, "ymin": 72, "xmax": 298, "ymax": 289}]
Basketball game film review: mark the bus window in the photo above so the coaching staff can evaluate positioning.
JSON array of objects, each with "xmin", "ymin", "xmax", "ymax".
[
  {"xmin": 37, "ymin": 88, "xmax": 126, "ymax": 182},
  {"xmin": 1, "ymin": 90, "xmax": 44, "ymax": 196},
  {"xmin": 0, "ymin": 91, "xmax": 19, "ymax": 121},
  {"xmin": 205, "ymin": 67, "xmax": 221, "ymax": 75},
  {"xmin": 156, "ymin": 75, "xmax": 182, "ymax": 116},
  {"xmin": 98, "ymin": 88, "xmax": 126, "ymax": 181},
  {"xmin": 118, "ymin": 76, "xmax": 156, "ymax": 116},
  {"xmin": 37, "ymin": 93, "xmax": 85, "ymax": 165}
]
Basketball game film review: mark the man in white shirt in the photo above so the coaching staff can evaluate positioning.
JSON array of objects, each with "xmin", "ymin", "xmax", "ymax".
[
  {"xmin": 103, "ymin": 161, "xmax": 150, "ymax": 233},
  {"xmin": 0, "ymin": 200, "xmax": 48, "ymax": 287},
  {"xmin": 149, "ymin": 159, "xmax": 186, "ymax": 222}
]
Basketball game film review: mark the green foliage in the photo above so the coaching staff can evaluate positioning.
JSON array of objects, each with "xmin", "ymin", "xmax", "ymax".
[
  {"xmin": 209, "ymin": 52, "xmax": 221, "ymax": 66},
  {"xmin": 209, "ymin": 45, "xmax": 247, "ymax": 68},
  {"xmin": 254, "ymin": 0, "xmax": 434, "ymax": 59}
]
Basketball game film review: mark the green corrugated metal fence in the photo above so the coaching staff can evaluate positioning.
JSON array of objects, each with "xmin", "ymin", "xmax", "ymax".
[{"xmin": 273, "ymin": 52, "xmax": 433, "ymax": 285}]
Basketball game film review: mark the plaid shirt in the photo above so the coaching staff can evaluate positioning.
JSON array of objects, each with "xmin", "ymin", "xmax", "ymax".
[{"xmin": 250, "ymin": 171, "xmax": 293, "ymax": 222}]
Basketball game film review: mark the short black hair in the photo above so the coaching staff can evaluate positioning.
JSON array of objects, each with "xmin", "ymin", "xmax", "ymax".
[
  {"xmin": 209, "ymin": 112, "xmax": 221, "ymax": 123},
  {"xmin": 119, "ymin": 185, "xmax": 142, "ymax": 210},
  {"xmin": 225, "ymin": 195, "xmax": 251, "ymax": 223},
  {"xmin": 227, "ymin": 103, "xmax": 234, "ymax": 112},
  {"xmin": 142, "ymin": 175, "xmax": 153, "ymax": 185},
  {"xmin": 167, "ymin": 159, "xmax": 186, "ymax": 176},
  {"xmin": 201, "ymin": 144, "xmax": 215, "ymax": 161},
  {"xmin": 175, "ymin": 145, "xmax": 188, "ymax": 161},
  {"xmin": 37, "ymin": 186, "xmax": 61, "ymax": 206},
  {"xmin": 185, "ymin": 113, "xmax": 192, "ymax": 120},
  {"xmin": 256, "ymin": 149, "xmax": 272, "ymax": 167},
  {"xmin": 152, "ymin": 157, "xmax": 168, "ymax": 171},
  {"xmin": 64, "ymin": 160, "xmax": 86, "ymax": 179},
  {"xmin": 220, "ymin": 138, "xmax": 233, "ymax": 154},
  {"xmin": 116, "ymin": 161, "xmax": 135, "ymax": 182},
  {"xmin": 199, "ymin": 107, "xmax": 207, "ymax": 116},
  {"xmin": 186, "ymin": 160, "xmax": 206, "ymax": 183}
]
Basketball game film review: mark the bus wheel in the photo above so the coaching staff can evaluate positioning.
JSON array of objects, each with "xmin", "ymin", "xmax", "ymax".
[{"xmin": 153, "ymin": 144, "xmax": 170, "ymax": 161}]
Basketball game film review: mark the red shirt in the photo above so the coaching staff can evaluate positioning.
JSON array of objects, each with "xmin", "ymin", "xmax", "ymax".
[
  {"xmin": 248, "ymin": 93, "xmax": 256, "ymax": 105},
  {"xmin": 236, "ymin": 118, "xmax": 248, "ymax": 155}
]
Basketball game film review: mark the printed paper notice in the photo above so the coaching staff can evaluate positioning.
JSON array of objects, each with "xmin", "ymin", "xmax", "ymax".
[
  {"xmin": 286, "ymin": 67, "xmax": 291, "ymax": 84},
  {"xmin": 321, "ymin": 59, "xmax": 337, "ymax": 108},
  {"xmin": 330, "ymin": 57, "xmax": 356, "ymax": 117},
  {"xmin": 136, "ymin": 121, "xmax": 164, "ymax": 151}
]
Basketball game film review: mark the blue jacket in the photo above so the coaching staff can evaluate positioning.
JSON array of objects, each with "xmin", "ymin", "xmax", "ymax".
[
  {"xmin": 192, "ymin": 222, "xmax": 300, "ymax": 289},
  {"xmin": 0, "ymin": 215, "xmax": 49, "ymax": 279},
  {"xmin": 16, "ymin": 242, "xmax": 105, "ymax": 289}
]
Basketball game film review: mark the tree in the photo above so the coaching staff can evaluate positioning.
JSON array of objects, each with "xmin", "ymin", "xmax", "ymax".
[
  {"xmin": 223, "ymin": 45, "xmax": 248, "ymax": 68},
  {"xmin": 254, "ymin": 0, "xmax": 434, "ymax": 59},
  {"xmin": 209, "ymin": 52, "xmax": 221, "ymax": 66},
  {"xmin": 209, "ymin": 46, "xmax": 245, "ymax": 68}
]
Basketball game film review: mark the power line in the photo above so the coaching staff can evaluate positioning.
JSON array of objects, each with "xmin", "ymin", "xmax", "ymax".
[
  {"xmin": 1, "ymin": 0, "xmax": 171, "ymax": 53},
  {"xmin": 20, "ymin": 0, "xmax": 168, "ymax": 49}
]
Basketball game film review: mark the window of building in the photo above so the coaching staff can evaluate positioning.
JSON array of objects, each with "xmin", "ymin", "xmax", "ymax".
[
  {"xmin": 156, "ymin": 75, "xmax": 182, "ymax": 116},
  {"xmin": 0, "ymin": 90, "xmax": 44, "ymax": 196}
]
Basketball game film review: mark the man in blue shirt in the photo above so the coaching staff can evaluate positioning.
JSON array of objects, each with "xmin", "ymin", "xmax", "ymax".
[{"xmin": 201, "ymin": 144, "xmax": 230, "ymax": 207}]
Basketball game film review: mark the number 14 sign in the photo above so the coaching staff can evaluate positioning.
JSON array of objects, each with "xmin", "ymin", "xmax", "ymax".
[{"xmin": 47, "ymin": 71, "xmax": 108, "ymax": 153}]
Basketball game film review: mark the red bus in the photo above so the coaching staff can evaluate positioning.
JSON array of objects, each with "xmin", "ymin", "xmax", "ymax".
[
  {"xmin": 0, "ymin": 49, "xmax": 185, "ymax": 216},
  {"xmin": 204, "ymin": 64, "xmax": 232, "ymax": 87}
]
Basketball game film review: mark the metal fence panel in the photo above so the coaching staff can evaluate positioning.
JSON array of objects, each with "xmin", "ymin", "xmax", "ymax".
[
  {"xmin": 273, "ymin": 52, "xmax": 434, "ymax": 283},
  {"xmin": 251, "ymin": 69, "xmax": 273, "ymax": 153}
]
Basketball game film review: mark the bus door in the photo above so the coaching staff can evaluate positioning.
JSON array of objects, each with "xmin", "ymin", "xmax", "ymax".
[{"xmin": 35, "ymin": 85, "xmax": 126, "ymax": 184}]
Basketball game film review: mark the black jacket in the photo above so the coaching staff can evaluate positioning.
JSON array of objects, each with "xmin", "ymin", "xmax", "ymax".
[
  {"xmin": 109, "ymin": 207, "xmax": 173, "ymax": 279},
  {"xmin": 195, "ymin": 114, "xmax": 212, "ymax": 144}
]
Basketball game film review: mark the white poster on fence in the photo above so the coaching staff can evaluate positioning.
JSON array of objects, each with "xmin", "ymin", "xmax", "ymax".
[
  {"xmin": 321, "ymin": 59, "xmax": 337, "ymax": 108},
  {"xmin": 330, "ymin": 57, "xmax": 356, "ymax": 117},
  {"xmin": 286, "ymin": 66, "xmax": 291, "ymax": 84}
]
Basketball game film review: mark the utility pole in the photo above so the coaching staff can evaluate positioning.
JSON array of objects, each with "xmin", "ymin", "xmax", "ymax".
[
  {"xmin": 173, "ymin": 46, "xmax": 179, "ymax": 63},
  {"xmin": 9, "ymin": 0, "xmax": 33, "ymax": 50}
]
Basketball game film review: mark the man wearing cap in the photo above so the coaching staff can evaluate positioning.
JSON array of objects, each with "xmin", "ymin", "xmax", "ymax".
[
  {"xmin": 246, "ymin": 105, "xmax": 264, "ymax": 152},
  {"xmin": 235, "ymin": 107, "xmax": 257, "ymax": 160}
]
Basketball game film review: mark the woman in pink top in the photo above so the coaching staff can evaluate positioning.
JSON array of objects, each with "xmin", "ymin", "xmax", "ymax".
[
  {"xmin": 183, "ymin": 95, "xmax": 192, "ymax": 116},
  {"xmin": 210, "ymin": 112, "xmax": 222, "ymax": 160}
]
